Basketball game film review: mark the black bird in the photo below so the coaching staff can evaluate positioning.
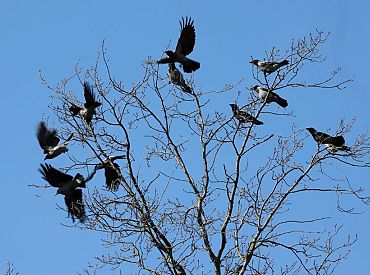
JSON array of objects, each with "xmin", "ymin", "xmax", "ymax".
[
  {"xmin": 229, "ymin": 104, "xmax": 263, "ymax": 125},
  {"xmin": 95, "ymin": 155, "xmax": 125, "ymax": 192},
  {"xmin": 167, "ymin": 63, "xmax": 192, "ymax": 94},
  {"xmin": 306, "ymin": 127, "xmax": 350, "ymax": 152},
  {"xmin": 69, "ymin": 81, "xmax": 102, "ymax": 124},
  {"xmin": 39, "ymin": 163, "xmax": 96, "ymax": 222},
  {"xmin": 36, "ymin": 122, "xmax": 73, "ymax": 160},
  {"xmin": 157, "ymin": 17, "xmax": 200, "ymax": 73},
  {"xmin": 252, "ymin": 85, "xmax": 288, "ymax": 108},
  {"xmin": 250, "ymin": 59, "xmax": 289, "ymax": 74}
]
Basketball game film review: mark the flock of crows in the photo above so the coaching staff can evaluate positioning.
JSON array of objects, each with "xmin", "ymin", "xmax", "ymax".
[
  {"xmin": 36, "ymin": 17, "xmax": 350, "ymax": 223},
  {"xmin": 36, "ymin": 82, "xmax": 125, "ymax": 222}
]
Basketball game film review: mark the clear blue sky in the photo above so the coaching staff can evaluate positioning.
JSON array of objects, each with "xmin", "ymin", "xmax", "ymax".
[{"xmin": 1, "ymin": 0, "xmax": 369, "ymax": 274}]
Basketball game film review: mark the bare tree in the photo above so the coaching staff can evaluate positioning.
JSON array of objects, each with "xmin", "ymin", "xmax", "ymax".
[
  {"xmin": 5, "ymin": 262, "xmax": 19, "ymax": 275},
  {"xmin": 37, "ymin": 30, "xmax": 370, "ymax": 274}
]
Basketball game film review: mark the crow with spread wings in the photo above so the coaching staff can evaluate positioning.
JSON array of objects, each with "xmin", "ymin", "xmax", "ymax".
[{"xmin": 158, "ymin": 17, "xmax": 200, "ymax": 73}]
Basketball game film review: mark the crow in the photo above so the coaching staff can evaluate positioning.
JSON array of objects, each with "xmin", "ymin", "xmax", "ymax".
[
  {"xmin": 39, "ymin": 164, "xmax": 96, "ymax": 222},
  {"xmin": 252, "ymin": 85, "xmax": 288, "ymax": 108},
  {"xmin": 306, "ymin": 127, "xmax": 350, "ymax": 152},
  {"xmin": 229, "ymin": 104, "xmax": 263, "ymax": 125},
  {"xmin": 167, "ymin": 63, "xmax": 192, "ymax": 94},
  {"xmin": 69, "ymin": 81, "xmax": 102, "ymax": 124},
  {"xmin": 250, "ymin": 59, "xmax": 289, "ymax": 74},
  {"xmin": 36, "ymin": 122, "xmax": 73, "ymax": 160},
  {"xmin": 95, "ymin": 155, "xmax": 125, "ymax": 192},
  {"xmin": 157, "ymin": 17, "xmax": 200, "ymax": 73}
]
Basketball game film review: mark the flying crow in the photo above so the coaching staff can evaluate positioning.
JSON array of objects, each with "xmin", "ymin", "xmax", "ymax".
[
  {"xmin": 252, "ymin": 85, "xmax": 288, "ymax": 108},
  {"xmin": 36, "ymin": 122, "xmax": 73, "ymax": 160},
  {"xmin": 167, "ymin": 63, "xmax": 192, "ymax": 94},
  {"xmin": 157, "ymin": 17, "xmax": 200, "ymax": 73},
  {"xmin": 69, "ymin": 81, "xmax": 102, "ymax": 124},
  {"xmin": 39, "ymin": 163, "xmax": 96, "ymax": 222},
  {"xmin": 229, "ymin": 104, "xmax": 263, "ymax": 125},
  {"xmin": 95, "ymin": 155, "xmax": 125, "ymax": 192},
  {"xmin": 306, "ymin": 127, "xmax": 350, "ymax": 152},
  {"xmin": 250, "ymin": 59, "xmax": 289, "ymax": 74}
]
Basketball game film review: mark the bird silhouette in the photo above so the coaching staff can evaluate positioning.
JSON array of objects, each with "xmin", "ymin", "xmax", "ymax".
[
  {"xmin": 158, "ymin": 17, "xmax": 200, "ymax": 73},
  {"xmin": 250, "ymin": 59, "xmax": 289, "ymax": 74},
  {"xmin": 70, "ymin": 81, "xmax": 102, "ymax": 124},
  {"xmin": 39, "ymin": 163, "xmax": 96, "ymax": 222},
  {"xmin": 229, "ymin": 104, "xmax": 263, "ymax": 125},
  {"xmin": 36, "ymin": 121, "xmax": 73, "ymax": 160},
  {"xmin": 306, "ymin": 127, "xmax": 350, "ymax": 152},
  {"xmin": 252, "ymin": 85, "xmax": 288, "ymax": 108}
]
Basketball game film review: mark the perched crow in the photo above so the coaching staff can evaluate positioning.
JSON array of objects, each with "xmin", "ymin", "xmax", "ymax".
[
  {"xmin": 250, "ymin": 59, "xmax": 289, "ymax": 74},
  {"xmin": 95, "ymin": 155, "xmax": 125, "ymax": 192},
  {"xmin": 167, "ymin": 63, "xmax": 192, "ymax": 94},
  {"xmin": 36, "ymin": 122, "xmax": 73, "ymax": 160},
  {"xmin": 229, "ymin": 104, "xmax": 263, "ymax": 125},
  {"xmin": 306, "ymin": 127, "xmax": 350, "ymax": 152},
  {"xmin": 39, "ymin": 164, "xmax": 96, "ymax": 222},
  {"xmin": 252, "ymin": 85, "xmax": 288, "ymax": 108},
  {"xmin": 69, "ymin": 81, "xmax": 102, "ymax": 124},
  {"xmin": 157, "ymin": 17, "xmax": 200, "ymax": 73}
]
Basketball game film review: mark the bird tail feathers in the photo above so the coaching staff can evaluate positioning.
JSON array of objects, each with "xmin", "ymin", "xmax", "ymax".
[{"xmin": 182, "ymin": 58, "xmax": 200, "ymax": 73}]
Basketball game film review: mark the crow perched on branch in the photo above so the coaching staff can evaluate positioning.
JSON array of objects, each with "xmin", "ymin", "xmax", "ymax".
[
  {"xmin": 252, "ymin": 85, "xmax": 288, "ymax": 108},
  {"xmin": 250, "ymin": 59, "xmax": 289, "ymax": 74},
  {"xmin": 306, "ymin": 127, "xmax": 350, "ymax": 152},
  {"xmin": 167, "ymin": 63, "xmax": 192, "ymax": 94},
  {"xmin": 229, "ymin": 104, "xmax": 263, "ymax": 125}
]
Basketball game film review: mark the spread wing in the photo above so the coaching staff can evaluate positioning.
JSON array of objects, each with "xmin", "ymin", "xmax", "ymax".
[
  {"xmin": 175, "ymin": 17, "xmax": 196, "ymax": 56},
  {"xmin": 83, "ymin": 81, "xmax": 101, "ymax": 108},
  {"xmin": 64, "ymin": 189, "xmax": 86, "ymax": 223},
  {"xmin": 39, "ymin": 163, "xmax": 73, "ymax": 188},
  {"xmin": 36, "ymin": 122, "xmax": 60, "ymax": 149}
]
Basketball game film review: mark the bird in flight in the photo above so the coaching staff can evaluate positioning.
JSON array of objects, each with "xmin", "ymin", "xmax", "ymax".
[
  {"xmin": 250, "ymin": 59, "xmax": 289, "ymax": 74},
  {"xmin": 229, "ymin": 104, "xmax": 263, "ymax": 125},
  {"xmin": 167, "ymin": 63, "xmax": 192, "ymax": 94},
  {"xmin": 306, "ymin": 127, "xmax": 350, "ymax": 152},
  {"xmin": 158, "ymin": 17, "xmax": 200, "ymax": 73},
  {"xmin": 36, "ymin": 121, "xmax": 73, "ymax": 160},
  {"xmin": 70, "ymin": 81, "xmax": 102, "ymax": 124},
  {"xmin": 95, "ymin": 155, "xmax": 125, "ymax": 192},
  {"xmin": 252, "ymin": 85, "xmax": 288, "ymax": 108},
  {"xmin": 39, "ymin": 163, "xmax": 96, "ymax": 222}
]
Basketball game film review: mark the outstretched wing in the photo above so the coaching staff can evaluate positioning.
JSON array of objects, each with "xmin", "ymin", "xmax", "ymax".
[
  {"xmin": 64, "ymin": 189, "xmax": 86, "ymax": 223},
  {"xmin": 83, "ymin": 81, "xmax": 101, "ymax": 108},
  {"xmin": 36, "ymin": 122, "xmax": 60, "ymax": 149},
  {"xmin": 175, "ymin": 17, "xmax": 196, "ymax": 56},
  {"xmin": 39, "ymin": 163, "xmax": 73, "ymax": 188}
]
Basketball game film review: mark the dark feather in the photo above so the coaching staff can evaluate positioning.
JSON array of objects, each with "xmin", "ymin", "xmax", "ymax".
[
  {"xmin": 83, "ymin": 81, "xmax": 101, "ymax": 109},
  {"xmin": 69, "ymin": 104, "xmax": 82, "ymax": 116},
  {"xmin": 307, "ymin": 128, "xmax": 348, "ymax": 149},
  {"xmin": 39, "ymin": 163, "xmax": 73, "ymax": 188},
  {"xmin": 176, "ymin": 17, "xmax": 196, "ymax": 56},
  {"xmin": 36, "ymin": 122, "xmax": 60, "ymax": 149},
  {"xmin": 64, "ymin": 189, "xmax": 86, "ymax": 223}
]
